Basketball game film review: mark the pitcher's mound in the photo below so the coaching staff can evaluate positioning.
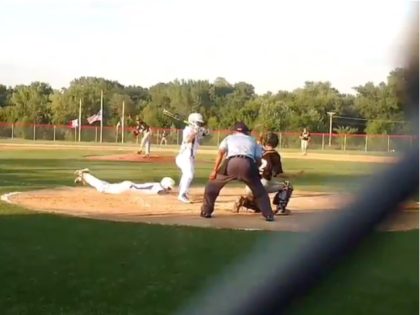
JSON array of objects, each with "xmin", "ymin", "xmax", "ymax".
[
  {"xmin": 86, "ymin": 153, "xmax": 173, "ymax": 163},
  {"xmin": 2, "ymin": 187, "xmax": 417, "ymax": 231}
]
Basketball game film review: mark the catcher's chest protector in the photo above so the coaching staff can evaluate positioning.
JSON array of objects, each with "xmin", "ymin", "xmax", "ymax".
[{"xmin": 261, "ymin": 150, "xmax": 283, "ymax": 180}]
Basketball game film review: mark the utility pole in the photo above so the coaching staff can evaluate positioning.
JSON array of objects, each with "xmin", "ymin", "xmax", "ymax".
[
  {"xmin": 100, "ymin": 90, "xmax": 103, "ymax": 143},
  {"xmin": 121, "ymin": 101, "xmax": 125, "ymax": 144},
  {"xmin": 327, "ymin": 112, "xmax": 335, "ymax": 147},
  {"xmin": 78, "ymin": 99, "xmax": 82, "ymax": 142}
]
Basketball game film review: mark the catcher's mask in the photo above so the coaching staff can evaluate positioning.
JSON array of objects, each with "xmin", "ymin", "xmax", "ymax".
[{"xmin": 263, "ymin": 132, "xmax": 279, "ymax": 148}]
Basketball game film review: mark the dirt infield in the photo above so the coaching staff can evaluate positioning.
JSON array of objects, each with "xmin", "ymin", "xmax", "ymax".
[
  {"xmin": 86, "ymin": 153, "xmax": 174, "ymax": 163},
  {"xmin": 2, "ymin": 187, "xmax": 417, "ymax": 231},
  {"xmin": 85, "ymin": 152, "xmax": 398, "ymax": 163}
]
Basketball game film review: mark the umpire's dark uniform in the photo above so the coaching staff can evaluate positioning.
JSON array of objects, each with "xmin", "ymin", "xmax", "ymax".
[{"xmin": 200, "ymin": 122, "xmax": 275, "ymax": 221}]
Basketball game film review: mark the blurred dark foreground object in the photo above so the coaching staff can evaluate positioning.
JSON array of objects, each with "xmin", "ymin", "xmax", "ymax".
[{"xmin": 176, "ymin": 9, "xmax": 418, "ymax": 315}]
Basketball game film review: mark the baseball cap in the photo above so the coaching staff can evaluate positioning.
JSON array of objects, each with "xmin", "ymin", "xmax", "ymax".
[{"xmin": 232, "ymin": 121, "xmax": 250, "ymax": 134}]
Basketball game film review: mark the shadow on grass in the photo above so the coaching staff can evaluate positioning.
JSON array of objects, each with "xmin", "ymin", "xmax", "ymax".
[
  {"xmin": 0, "ymin": 211, "xmax": 417, "ymax": 315},
  {"xmin": 0, "ymin": 212, "xmax": 268, "ymax": 314}
]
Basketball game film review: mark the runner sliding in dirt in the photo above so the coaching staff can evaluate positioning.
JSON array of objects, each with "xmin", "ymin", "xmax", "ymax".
[{"xmin": 74, "ymin": 169, "xmax": 175, "ymax": 195}]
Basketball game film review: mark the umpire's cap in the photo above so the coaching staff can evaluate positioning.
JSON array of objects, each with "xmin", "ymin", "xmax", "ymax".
[{"xmin": 232, "ymin": 121, "xmax": 250, "ymax": 134}]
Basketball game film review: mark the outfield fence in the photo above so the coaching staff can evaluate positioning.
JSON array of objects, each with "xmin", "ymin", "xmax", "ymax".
[{"xmin": 0, "ymin": 121, "xmax": 416, "ymax": 152}]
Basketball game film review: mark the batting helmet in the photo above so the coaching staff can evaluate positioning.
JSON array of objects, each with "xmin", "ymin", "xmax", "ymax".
[
  {"xmin": 188, "ymin": 113, "xmax": 204, "ymax": 125},
  {"xmin": 160, "ymin": 177, "xmax": 175, "ymax": 190}
]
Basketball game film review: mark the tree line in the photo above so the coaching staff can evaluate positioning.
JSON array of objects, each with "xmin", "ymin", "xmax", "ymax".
[{"xmin": 0, "ymin": 67, "xmax": 413, "ymax": 135}]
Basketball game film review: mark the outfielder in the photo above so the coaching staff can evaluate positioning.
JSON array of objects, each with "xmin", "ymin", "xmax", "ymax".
[
  {"xmin": 74, "ymin": 169, "xmax": 175, "ymax": 195},
  {"xmin": 200, "ymin": 122, "xmax": 275, "ymax": 221},
  {"xmin": 134, "ymin": 120, "xmax": 152, "ymax": 157},
  {"xmin": 175, "ymin": 112, "xmax": 206, "ymax": 203},
  {"xmin": 160, "ymin": 130, "xmax": 168, "ymax": 146},
  {"xmin": 234, "ymin": 132, "xmax": 298, "ymax": 215},
  {"xmin": 299, "ymin": 128, "xmax": 311, "ymax": 155}
]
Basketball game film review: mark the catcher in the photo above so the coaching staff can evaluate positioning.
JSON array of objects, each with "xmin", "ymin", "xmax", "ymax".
[{"xmin": 233, "ymin": 132, "xmax": 300, "ymax": 215}]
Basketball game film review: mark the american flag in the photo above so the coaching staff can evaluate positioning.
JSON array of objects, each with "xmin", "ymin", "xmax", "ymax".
[
  {"xmin": 87, "ymin": 110, "xmax": 102, "ymax": 124},
  {"xmin": 70, "ymin": 118, "xmax": 79, "ymax": 128}
]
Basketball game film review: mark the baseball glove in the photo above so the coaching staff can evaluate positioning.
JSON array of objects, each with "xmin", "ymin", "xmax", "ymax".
[{"xmin": 132, "ymin": 129, "xmax": 139, "ymax": 136}]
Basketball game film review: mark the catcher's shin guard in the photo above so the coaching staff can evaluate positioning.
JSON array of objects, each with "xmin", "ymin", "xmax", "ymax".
[
  {"xmin": 273, "ymin": 181, "xmax": 294, "ymax": 213},
  {"xmin": 233, "ymin": 196, "xmax": 245, "ymax": 213}
]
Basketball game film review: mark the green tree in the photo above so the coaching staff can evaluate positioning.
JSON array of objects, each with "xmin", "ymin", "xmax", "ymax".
[
  {"xmin": 49, "ymin": 77, "xmax": 127, "ymax": 125},
  {"xmin": 108, "ymin": 93, "xmax": 136, "ymax": 125},
  {"xmin": 289, "ymin": 81, "xmax": 341, "ymax": 131},
  {"xmin": 10, "ymin": 82, "xmax": 53, "ymax": 123},
  {"xmin": 0, "ymin": 84, "xmax": 13, "ymax": 107},
  {"xmin": 141, "ymin": 103, "xmax": 173, "ymax": 127},
  {"xmin": 206, "ymin": 116, "xmax": 219, "ymax": 130},
  {"xmin": 354, "ymin": 79, "xmax": 406, "ymax": 134},
  {"xmin": 237, "ymin": 99, "xmax": 261, "ymax": 129},
  {"xmin": 254, "ymin": 100, "xmax": 291, "ymax": 132},
  {"xmin": 49, "ymin": 90, "xmax": 75, "ymax": 125}
]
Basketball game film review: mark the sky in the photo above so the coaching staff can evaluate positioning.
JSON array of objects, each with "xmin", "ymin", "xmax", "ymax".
[{"xmin": 0, "ymin": 0, "xmax": 414, "ymax": 94}]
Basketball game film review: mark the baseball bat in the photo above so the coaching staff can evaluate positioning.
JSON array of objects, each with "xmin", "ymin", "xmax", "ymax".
[
  {"xmin": 162, "ymin": 109, "xmax": 210, "ymax": 136},
  {"xmin": 162, "ymin": 109, "xmax": 190, "ymax": 125}
]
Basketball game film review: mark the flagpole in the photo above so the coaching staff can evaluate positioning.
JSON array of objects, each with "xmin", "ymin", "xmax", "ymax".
[
  {"xmin": 78, "ymin": 99, "xmax": 82, "ymax": 142},
  {"xmin": 121, "ymin": 100, "xmax": 125, "ymax": 144},
  {"xmin": 100, "ymin": 90, "xmax": 103, "ymax": 143}
]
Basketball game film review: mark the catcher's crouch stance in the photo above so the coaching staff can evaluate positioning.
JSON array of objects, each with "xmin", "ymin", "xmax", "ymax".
[{"xmin": 234, "ymin": 132, "xmax": 295, "ymax": 215}]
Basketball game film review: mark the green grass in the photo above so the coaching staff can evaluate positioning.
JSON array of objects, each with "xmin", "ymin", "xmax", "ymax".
[
  {"xmin": 0, "ymin": 148, "xmax": 418, "ymax": 314},
  {"xmin": 0, "ymin": 138, "xmax": 401, "ymax": 158},
  {"xmin": 0, "ymin": 148, "xmax": 385, "ymax": 192},
  {"xmin": 287, "ymin": 230, "xmax": 419, "ymax": 315}
]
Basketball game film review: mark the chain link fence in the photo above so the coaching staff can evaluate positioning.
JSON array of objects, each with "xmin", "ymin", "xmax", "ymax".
[{"xmin": 0, "ymin": 122, "xmax": 416, "ymax": 152}]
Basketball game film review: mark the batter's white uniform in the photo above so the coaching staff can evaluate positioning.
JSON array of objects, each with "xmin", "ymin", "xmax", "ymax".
[
  {"xmin": 176, "ymin": 125, "xmax": 201, "ymax": 198},
  {"xmin": 82, "ymin": 173, "xmax": 166, "ymax": 195}
]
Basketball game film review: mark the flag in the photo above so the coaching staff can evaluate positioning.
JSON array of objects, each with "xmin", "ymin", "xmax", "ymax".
[
  {"xmin": 87, "ymin": 110, "xmax": 102, "ymax": 124},
  {"xmin": 70, "ymin": 118, "xmax": 79, "ymax": 128}
]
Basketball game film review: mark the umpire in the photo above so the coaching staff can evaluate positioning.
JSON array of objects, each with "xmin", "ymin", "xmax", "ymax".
[{"xmin": 200, "ymin": 122, "xmax": 275, "ymax": 221}]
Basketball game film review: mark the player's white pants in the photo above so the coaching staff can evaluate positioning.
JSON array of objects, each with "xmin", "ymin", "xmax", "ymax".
[
  {"xmin": 82, "ymin": 173, "xmax": 134, "ymax": 194},
  {"xmin": 176, "ymin": 154, "xmax": 194, "ymax": 197},
  {"xmin": 140, "ymin": 131, "xmax": 152, "ymax": 155},
  {"xmin": 301, "ymin": 140, "xmax": 309, "ymax": 154},
  {"xmin": 245, "ymin": 178, "xmax": 287, "ymax": 196}
]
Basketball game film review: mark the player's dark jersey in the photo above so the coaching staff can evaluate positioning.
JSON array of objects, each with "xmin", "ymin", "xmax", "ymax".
[
  {"xmin": 136, "ymin": 122, "xmax": 150, "ymax": 133},
  {"xmin": 261, "ymin": 149, "xmax": 283, "ymax": 180},
  {"xmin": 301, "ymin": 131, "xmax": 310, "ymax": 141}
]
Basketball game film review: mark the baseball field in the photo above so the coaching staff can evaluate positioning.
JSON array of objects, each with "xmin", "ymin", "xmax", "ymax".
[{"xmin": 0, "ymin": 142, "xmax": 418, "ymax": 314}]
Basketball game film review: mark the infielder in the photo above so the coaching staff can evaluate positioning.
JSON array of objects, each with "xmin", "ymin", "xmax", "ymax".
[
  {"xmin": 234, "ymin": 132, "xmax": 297, "ymax": 215},
  {"xmin": 299, "ymin": 128, "xmax": 311, "ymax": 155},
  {"xmin": 134, "ymin": 120, "xmax": 152, "ymax": 157},
  {"xmin": 74, "ymin": 169, "xmax": 175, "ymax": 195},
  {"xmin": 200, "ymin": 122, "xmax": 275, "ymax": 221},
  {"xmin": 175, "ymin": 112, "xmax": 207, "ymax": 203},
  {"xmin": 160, "ymin": 130, "xmax": 168, "ymax": 146}
]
